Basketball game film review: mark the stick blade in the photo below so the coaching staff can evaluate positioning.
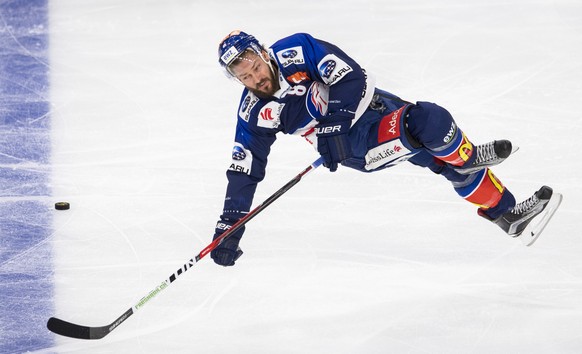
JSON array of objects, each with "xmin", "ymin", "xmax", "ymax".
[{"xmin": 47, "ymin": 317, "xmax": 109, "ymax": 340}]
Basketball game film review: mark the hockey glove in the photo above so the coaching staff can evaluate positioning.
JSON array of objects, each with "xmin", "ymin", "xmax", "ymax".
[
  {"xmin": 316, "ymin": 118, "xmax": 353, "ymax": 172},
  {"xmin": 211, "ymin": 217, "xmax": 245, "ymax": 267}
]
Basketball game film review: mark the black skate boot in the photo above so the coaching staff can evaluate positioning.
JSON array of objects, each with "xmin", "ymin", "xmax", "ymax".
[
  {"xmin": 479, "ymin": 186, "xmax": 563, "ymax": 246},
  {"xmin": 457, "ymin": 140, "xmax": 515, "ymax": 174}
]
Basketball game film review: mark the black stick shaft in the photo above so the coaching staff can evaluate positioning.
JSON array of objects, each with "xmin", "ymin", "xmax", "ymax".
[{"xmin": 47, "ymin": 157, "xmax": 323, "ymax": 340}]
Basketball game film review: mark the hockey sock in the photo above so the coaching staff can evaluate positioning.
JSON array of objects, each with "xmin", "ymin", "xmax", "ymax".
[
  {"xmin": 477, "ymin": 189, "xmax": 517, "ymax": 220},
  {"xmin": 454, "ymin": 167, "xmax": 514, "ymax": 212}
]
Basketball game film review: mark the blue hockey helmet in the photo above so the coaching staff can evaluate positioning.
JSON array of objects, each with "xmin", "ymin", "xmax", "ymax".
[{"xmin": 218, "ymin": 30, "xmax": 264, "ymax": 78}]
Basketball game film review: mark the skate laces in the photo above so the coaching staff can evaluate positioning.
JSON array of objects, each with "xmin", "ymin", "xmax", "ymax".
[
  {"xmin": 512, "ymin": 194, "xmax": 540, "ymax": 214},
  {"xmin": 475, "ymin": 141, "xmax": 497, "ymax": 164}
]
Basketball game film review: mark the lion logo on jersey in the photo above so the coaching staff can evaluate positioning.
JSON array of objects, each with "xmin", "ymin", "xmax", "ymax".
[{"xmin": 306, "ymin": 82, "xmax": 329, "ymax": 119}]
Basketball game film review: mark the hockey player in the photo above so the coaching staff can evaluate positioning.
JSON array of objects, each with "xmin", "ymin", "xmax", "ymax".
[{"xmin": 211, "ymin": 30, "xmax": 562, "ymax": 266}]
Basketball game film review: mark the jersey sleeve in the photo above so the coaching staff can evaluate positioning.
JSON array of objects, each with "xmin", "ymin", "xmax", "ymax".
[
  {"xmin": 221, "ymin": 91, "xmax": 278, "ymax": 219},
  {"xmin": 270, "ymin": 33, "xmax": 366, "ymax": 121}
]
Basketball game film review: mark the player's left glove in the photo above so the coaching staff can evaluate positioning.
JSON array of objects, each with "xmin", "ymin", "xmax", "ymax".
[
  {"xmin": 315, "ymin": 115, "xmax": 353, "ymax": 172},
  {"xmin": 211, "ymin": 216, "xmax": 245, "ymax": 267}
]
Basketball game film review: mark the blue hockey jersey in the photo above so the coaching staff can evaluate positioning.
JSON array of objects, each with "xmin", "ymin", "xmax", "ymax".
[{"xmin": 221, "ymin": 32, "xmax": 376, "ymax": 220}]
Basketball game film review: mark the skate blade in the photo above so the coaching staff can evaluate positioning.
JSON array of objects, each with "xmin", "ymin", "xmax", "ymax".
[{"xmin": 520, "ymin": 192, "xmax": 563, "ymax": 247}]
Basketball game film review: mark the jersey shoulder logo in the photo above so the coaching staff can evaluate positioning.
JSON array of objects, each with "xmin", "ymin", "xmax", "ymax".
[
  {"xmin": 238, "ymin": 91, "xmax": 259, "ymax": 122},
  {"xmin": 317, "ymin": 54, "xmax": 353, "ymax": 85},
  {"xmin": 276, "ymin": 46, "xmax": 305, "ymax": 67},
  {"xmin": 318, "ymin": 60, "xmax": 336, "ymax": 79}
]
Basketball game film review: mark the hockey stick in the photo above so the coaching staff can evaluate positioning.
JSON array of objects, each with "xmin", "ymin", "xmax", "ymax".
[{"xmin": 47, "ymin": 157, "xmax": 324, "ymax": 340}]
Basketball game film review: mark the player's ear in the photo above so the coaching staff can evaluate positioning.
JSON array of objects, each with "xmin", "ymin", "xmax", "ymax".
[{"xmin": 261, "ymin": 50, "xmax": 270, "ymax": 63}]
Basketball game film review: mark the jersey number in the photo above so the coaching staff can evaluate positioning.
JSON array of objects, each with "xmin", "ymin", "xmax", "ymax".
[{"xmin": 281, "ymin": 85, "xmax": 307, "ymax": 98}]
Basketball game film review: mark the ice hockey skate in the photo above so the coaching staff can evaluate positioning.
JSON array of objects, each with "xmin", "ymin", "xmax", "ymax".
[
  {"xmin": 457, "ymin": 140, "xmax": 516, "ymax": 174},
  {"xmin": 479, "ymin": 186, "xmax": 563, "ymax": 246}
]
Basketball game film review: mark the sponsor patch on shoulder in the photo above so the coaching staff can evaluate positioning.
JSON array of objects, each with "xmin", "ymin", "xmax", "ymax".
[
  {"xmin": 276, "ymin": 46, "xmax": 305, "ymax": 67},
  {"xmin": 317, "ymin": 54, "xmax": 352, "ymax": 85},
  {"xmin": 238, "ymin": 92, "xmax": 259, "ymax": 122}
]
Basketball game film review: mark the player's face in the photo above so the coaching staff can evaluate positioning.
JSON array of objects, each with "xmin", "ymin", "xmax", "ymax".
[{"xmin": 230, "ymin": 51, "xmax": 278, "ymax": 98}]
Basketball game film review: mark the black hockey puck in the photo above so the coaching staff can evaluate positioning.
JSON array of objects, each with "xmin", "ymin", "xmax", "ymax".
[{"xmin": 55, "ymin": 202, "xmax": 70, "ymax": 210}]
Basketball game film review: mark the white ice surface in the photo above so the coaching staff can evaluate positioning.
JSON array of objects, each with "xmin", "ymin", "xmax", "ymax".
[{"xmin": 37, "ymin": 0, "xmax": 582, "ymax": 352}]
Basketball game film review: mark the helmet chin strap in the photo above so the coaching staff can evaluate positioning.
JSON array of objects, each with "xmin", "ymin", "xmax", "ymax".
[{"xmin": 260, "ymin": 51, "xmax": 280, "ymax": 92}]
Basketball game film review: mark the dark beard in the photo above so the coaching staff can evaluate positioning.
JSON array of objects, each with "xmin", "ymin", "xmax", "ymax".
[
  {"xmin": 249, "ymin": 60, "xmax": 280, "ymax": 99},
  {"xmin": 249, "ymin": 87, "xmax": 273, "ymax": 99},
  {"xmin": 249, "ymin": 77, "xmax": 278, "ymax": 99}
]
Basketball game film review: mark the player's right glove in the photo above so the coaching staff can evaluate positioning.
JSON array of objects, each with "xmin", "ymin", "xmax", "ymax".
[
  {"xmin": 211, "ymin": 216, "xmax": 245, "ymax": 267},
  {"xmin": 315, "ymin": 116, "xmax": 353, "ymax": 172}
]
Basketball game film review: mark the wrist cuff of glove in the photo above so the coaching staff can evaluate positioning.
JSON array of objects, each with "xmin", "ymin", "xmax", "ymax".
[
  {"xmin": 214, "ymin": 218, "xmax": 245, "ymax": 241},
  {"xmin": 315, "ymin": 120, "xmax": 352, "ymax": 136}
]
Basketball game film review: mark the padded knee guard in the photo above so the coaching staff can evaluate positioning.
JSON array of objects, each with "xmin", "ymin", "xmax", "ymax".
[
  {"xmin": 406, "ymin": 102, "xmax": 476, "ymax": 168},
  {"xmin": 431, "ymin": 128, "xmax": 476, "ymax": 167}
]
